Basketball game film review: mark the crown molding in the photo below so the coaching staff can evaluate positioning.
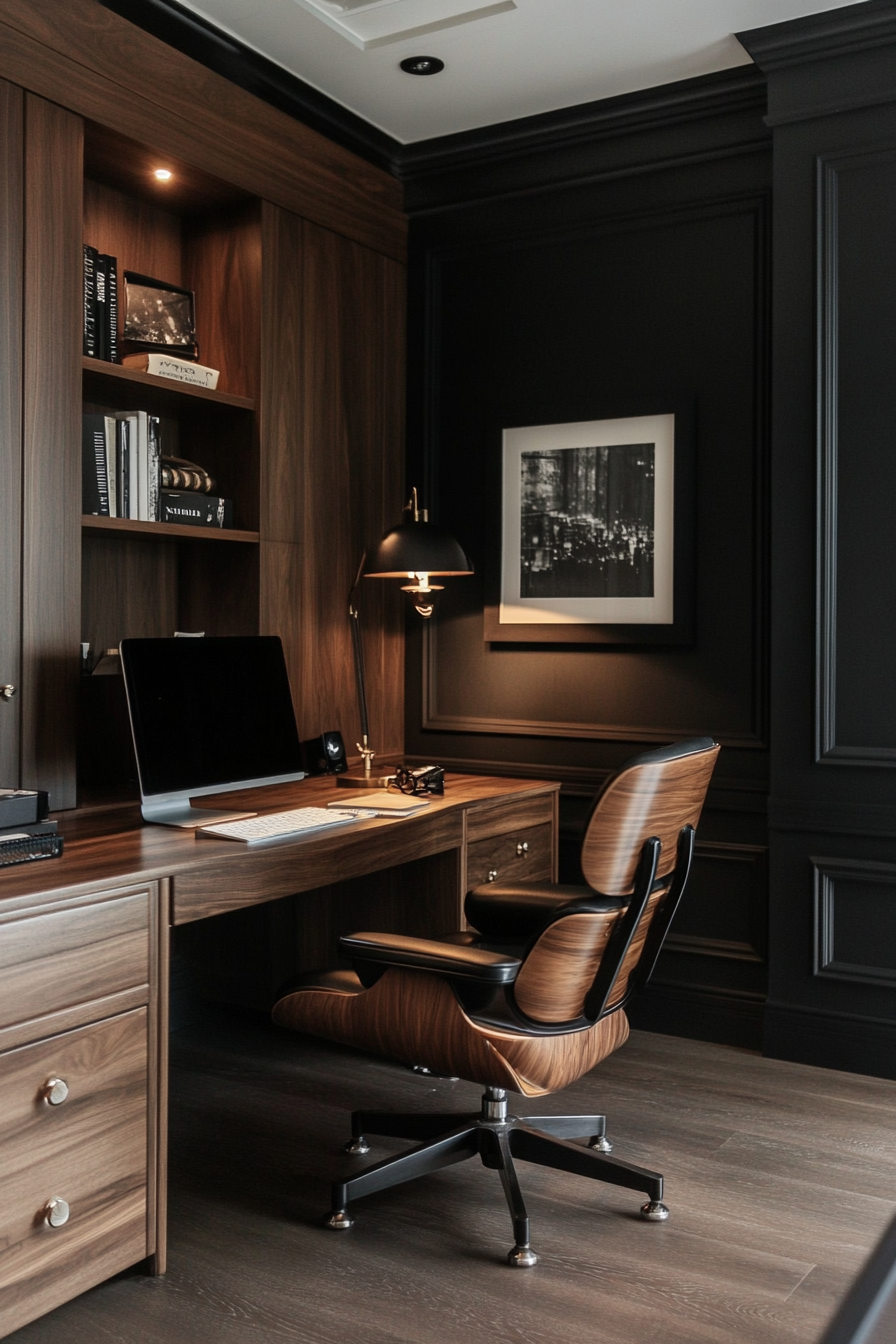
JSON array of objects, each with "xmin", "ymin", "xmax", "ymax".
[
  {"xmin": 737, "ymin": 0, "xmax": 896, "ymax": 70},
  {"xmin": 395, "ymin": 67, "xmax": 767, "ymax": 185}
]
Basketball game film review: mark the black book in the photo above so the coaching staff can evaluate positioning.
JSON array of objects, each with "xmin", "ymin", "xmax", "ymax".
[
  {"xmin": 160, "ymin": 490, "xmax": 233, "ymax": 529},
  {"xmin": 95, "ymin": 254, "xmax": 109, "ymax": 362},
  {"xmin": 83, "ymin": 244, "xmax": 98, "ymax": 358},
  {"xmin": 0, "ymin": 819, "xmax": 58, "ymax": 839},
  {"xmin": 101, "ymin": 253, "xmax": 119, "ymax": 363},
  {"xmin": 148, "ymin": 415, "xmax": 161, "ymax": 522},
  {"xmin": 81, "ymin": 411, "xmax": 110, "ymax": 515}
]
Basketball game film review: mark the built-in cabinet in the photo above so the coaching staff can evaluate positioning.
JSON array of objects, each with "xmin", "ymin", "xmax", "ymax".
[{"xmin": 0, "ymin": 0, "xmax": 407, "ymax": 810}]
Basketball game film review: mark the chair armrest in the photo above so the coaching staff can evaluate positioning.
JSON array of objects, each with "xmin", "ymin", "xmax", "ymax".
[{"xmin": 339, "ymin": 931, "xmax": 520, "ymax": 984}]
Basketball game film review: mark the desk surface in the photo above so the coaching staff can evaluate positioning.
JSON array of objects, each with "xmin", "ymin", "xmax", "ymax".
[{"xmin": 0, "ymin": 774, "xmax": 560, "ymax": 921}]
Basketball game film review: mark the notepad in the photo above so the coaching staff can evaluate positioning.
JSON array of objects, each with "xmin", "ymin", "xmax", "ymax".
[{"xmin": 326, "ymin": 791, "xmax": 431, "ymax": 818}]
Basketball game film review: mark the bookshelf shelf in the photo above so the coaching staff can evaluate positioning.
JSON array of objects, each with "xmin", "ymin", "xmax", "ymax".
[
  {"xmin": 81, "ymin": 515, "xmax": 259, "ymax": 543},
  {"xmin": 82, "ymin": 356, "xmax": 255, "ymax": 410}
]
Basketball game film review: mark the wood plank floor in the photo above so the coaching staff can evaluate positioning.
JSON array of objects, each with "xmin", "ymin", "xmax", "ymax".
[{"xmin": 10, "ymin": 1012, "xmax": 896, "ymax": 1344}]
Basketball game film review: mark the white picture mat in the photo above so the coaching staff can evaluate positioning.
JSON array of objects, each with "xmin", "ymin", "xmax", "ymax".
[{"xmin": 500, "ymin": 414, "xmax": 675, "ymax": 625}]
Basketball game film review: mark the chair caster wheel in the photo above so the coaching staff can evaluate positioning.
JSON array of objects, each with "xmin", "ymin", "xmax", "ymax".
[
  {"xmin": 589, "ymin": 1135, "xmax": 613, "ymax": 1153},
  {"xmin": 640, "ymin": 1200, "xmax": 669, "ymax": 1222},
  {"xmin": 507, "ymin": 1244, "xmax": 538, "ymax": 1267},
  {"xmin": 345, "ymin": 1136, "xmax": 370, "ymax": 1155},
  {"xmin": 326, "ymin": 1209, "xmax": 355, "ymax": 1230}
]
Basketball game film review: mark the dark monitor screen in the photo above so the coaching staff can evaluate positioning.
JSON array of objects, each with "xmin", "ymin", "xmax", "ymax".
[{"xmin": 120, "ymin": 636, "xmax": 304, "ymax": 822}]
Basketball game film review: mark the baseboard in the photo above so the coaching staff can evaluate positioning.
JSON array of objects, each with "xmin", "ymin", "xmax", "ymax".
[
  {"xmin": 763, "ymin": 1002, "xmax": 896, "ymax": 1080},
  {"xmin": 627, "ymin": 984, "xmax": 765, "ymax": 1050}
]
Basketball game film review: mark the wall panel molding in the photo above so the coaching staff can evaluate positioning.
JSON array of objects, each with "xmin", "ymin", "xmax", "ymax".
[
  {"xmin": 813, "ymin": 856, "xmax": 896, "ymax": 989},
  {"xmin": 816, "ymin": 143, "xmax": 896, "ymax": 768}
]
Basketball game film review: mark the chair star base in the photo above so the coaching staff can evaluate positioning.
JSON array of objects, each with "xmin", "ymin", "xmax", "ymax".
[{"xmin": 326, "ymin": 1086, "xmax": 666, "ymax": 1265}]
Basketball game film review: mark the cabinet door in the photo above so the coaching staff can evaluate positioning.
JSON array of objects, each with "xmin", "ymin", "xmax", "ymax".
[
  {"xmin": 21, "ymin": 93, "xmax": 82, "ymax": 809},
  {"xmin": 0, "ymin": 80, "xmax": 23, "ymax": 785}
]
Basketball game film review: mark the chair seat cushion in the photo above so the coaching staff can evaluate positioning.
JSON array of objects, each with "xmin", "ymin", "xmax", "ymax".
[{"xmin": 465, "ymin": 882, "xmax": 623, "ymax": 939}]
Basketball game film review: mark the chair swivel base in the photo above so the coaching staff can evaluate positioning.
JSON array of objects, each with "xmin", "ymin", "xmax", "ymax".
[{"xmin": 326, "ymin": 1086, "xmax": 667, "ymax": 1266}]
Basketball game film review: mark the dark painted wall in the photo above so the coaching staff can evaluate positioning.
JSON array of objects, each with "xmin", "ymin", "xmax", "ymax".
[
  {"xmin": 741, "ymin": 0, "xmax": 896, "ymax": 1079},
  {"xmin": 404, "ymin": 71, "xmax": 772, "ymax": 1047}
]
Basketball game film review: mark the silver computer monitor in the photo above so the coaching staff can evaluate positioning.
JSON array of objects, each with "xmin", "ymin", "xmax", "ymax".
[{"xmin": 120, "ymin": 635, "xmax": 305, "ymax": 827}]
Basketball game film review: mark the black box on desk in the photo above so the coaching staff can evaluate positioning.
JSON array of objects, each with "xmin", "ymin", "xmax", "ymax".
[{"xmin": 0, "ymin": 789, "xmax": 49, "ymax": 828}]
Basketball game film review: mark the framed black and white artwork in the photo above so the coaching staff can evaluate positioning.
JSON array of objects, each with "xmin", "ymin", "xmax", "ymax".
[{"xmin": 484, "ymin": 410, "xmax": 695, "ymax": 645}]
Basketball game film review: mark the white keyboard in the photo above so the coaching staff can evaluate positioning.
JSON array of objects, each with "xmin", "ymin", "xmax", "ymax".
[{"xmin": 196, "ymin": 806, "xmax": 360, "ymax": 844}]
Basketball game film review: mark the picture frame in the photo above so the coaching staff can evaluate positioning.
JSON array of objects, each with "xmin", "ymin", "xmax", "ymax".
[
  {"xmin": 484, "ymin": 404, "xmax": 695, "ymax": 645},
  {"xmin": 122, "ymin": 271, "xmax": 198, "ymax": 358}
]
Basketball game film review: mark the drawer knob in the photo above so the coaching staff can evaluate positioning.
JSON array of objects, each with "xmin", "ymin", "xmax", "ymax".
[
  {"xmin": 487, "ymin": 869, "xmax": 498, "ymax": 882},
  {"xmin": 42, "ymin": 1078, "xmax": 69, "ymax": 1106},
  {"xmin": 0, "ymin": 683, "xmax": 16, "ymax": 701},
  {"xmin": 44, "ymin": 1197, "xmax": 70, "ymax": 1228},
  {"xmin": 516, "ymin": 841, "xmax": 529, "ymax": 856}
]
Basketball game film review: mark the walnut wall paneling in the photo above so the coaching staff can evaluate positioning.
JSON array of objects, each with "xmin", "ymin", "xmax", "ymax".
[
  {"xmin": 287, "ymin": 220, "xmax": 404, "ymax": 757},
  {"xmin": 0, "ymin": 0, "xmax": 405, "ymax": 261},
  {"xmin": 0, "ymin": 79, "xmax": 23, "ymax": 785},
  {"xmin": 22, "ymin": 93, "xmax": 81, "ymax": 808}
]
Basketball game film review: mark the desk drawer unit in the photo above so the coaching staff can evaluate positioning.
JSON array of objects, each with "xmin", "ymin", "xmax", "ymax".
[
  {"xmin": 0, "ymin": 1010, "xmax": 149, "ymax": 1335},
  {"xmin": 465, "ymin": 795, "xmax": 556, "ymax": 892},
  {"xmin": 0, "ymin": 886, "xmax": 157, "ymax": 1338}
]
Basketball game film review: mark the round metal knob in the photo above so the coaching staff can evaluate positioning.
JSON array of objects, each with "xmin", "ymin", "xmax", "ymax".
[
  {"xmin": 487, "ymin": 869, "xmax": 498, "ymax": 882},
  {"xmin": 516, "ymin": 841, "xmax": 529, "ymax": 856},
  {"xmin": 0, "ymin": 684, "xmax": 16, "ymax": 701},
  {"xmin": 42, "ymin": 1078, "xmax": 69, "ymax": 1106},
  {"xmin": 44, "ymin": 1197, "xmax": 70, "ymax": 1228}
]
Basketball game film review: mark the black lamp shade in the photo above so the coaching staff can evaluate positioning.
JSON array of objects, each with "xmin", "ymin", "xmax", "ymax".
[{"xmin": 363, "ymin": 521, "xmax": 473, "ymax": 578}]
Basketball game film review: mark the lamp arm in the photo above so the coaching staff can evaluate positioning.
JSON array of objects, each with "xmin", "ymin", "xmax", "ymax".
[{"xmin": 348, "ymin": 555, "xmax": 371, "ymax": 751}]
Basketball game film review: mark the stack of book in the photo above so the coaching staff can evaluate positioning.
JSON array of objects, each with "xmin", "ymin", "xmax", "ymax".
[
  {"xmin": 81, "ymin": 413, "xmax": 233, "ymax": 527},
  {"xmin": 83, "ymin": 245, "xmax": 118, "ymax": 363},
  {"xmin": 0, "ymin": 789, "xmax": 62, "ymax": 867}
]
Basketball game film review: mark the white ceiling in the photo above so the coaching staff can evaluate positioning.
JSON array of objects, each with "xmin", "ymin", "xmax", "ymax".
[{"xmin": 175, "ymin": 0, "xmax": 869, "ymax": 144}]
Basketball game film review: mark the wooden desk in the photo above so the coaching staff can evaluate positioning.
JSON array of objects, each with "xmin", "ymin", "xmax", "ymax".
[{"xmin": 0, "ymin": 773, "xmax": 558, "ymax": 1337}]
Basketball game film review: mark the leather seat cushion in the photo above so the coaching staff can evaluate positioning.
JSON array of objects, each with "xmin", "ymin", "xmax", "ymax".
[{"xmin": 465, "ymin": 882, "xmax": 620, "ymax": 939}]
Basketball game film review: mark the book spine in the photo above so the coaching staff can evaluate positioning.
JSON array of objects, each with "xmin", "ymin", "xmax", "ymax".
[
  {"xmin": 148, "ymin": 416, "xmax": 161, "ymax": 522},
  {"xmin": 82, "ymin": 245, "xmax": 98, "ymax": 358},
  {"xmin": 104, "ymin": 415, "xmax": 118, "ymax": 517},
  {"xmin": 81, "ymin": 412, "xmax": 110, "ymax": 515},
  {"xmin": 160, "ymin": 491, "xmax": 232, "ymax": 529},
  {"xmin": 102, "ymin": 254, "xmax": 119, "ymax": 363},
  {"xmin": 135, "ymin": 411, "xmax": 148, "ymax": 521},
  {"xmin": 0, "ymin": 819, "xmax": 58, "ymax": 839},
  {"xmin": 95, "ymin": 254, "xmax": 108, "ymax": 362},
  {"xmin": 117, "ymin": 417, "xmax": 130, "ymax": 519}
]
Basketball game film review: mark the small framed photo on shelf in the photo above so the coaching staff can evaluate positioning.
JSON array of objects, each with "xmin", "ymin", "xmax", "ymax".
[
  {"xmin": 122, "ymin": 271, "xmax": 198, "ymax": 359},
  {"xmin": 484, "ymin": 404, "xmax": 695, "ymax": 646}
]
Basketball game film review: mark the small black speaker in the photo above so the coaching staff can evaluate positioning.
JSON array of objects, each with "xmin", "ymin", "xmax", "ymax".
[{"xmin": 301, "ymin": 731, "xmax": 347, "ymax": 775}]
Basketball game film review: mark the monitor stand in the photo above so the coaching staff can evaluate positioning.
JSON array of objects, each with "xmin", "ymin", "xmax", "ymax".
[{"xmin": 141, "ymin": 799, "xmax": 257, "ymax": 829}]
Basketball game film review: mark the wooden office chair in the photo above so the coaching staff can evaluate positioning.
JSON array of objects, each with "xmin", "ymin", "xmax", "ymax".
[{"xmin": 273, "ymin": 737, "xmax": 719, "ymax": 1266}]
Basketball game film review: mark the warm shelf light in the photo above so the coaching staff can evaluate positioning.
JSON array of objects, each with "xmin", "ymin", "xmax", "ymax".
[{"xmin": 153, "ymin": 168, "xmax": 172, "ymax": 181}]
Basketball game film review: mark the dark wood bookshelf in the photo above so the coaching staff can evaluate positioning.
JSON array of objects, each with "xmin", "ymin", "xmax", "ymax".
[
  {"xmin": 82, "ymin": 356, "xmax": 255, "ymax": 410},
  {"xmin": 81, "ymin": 515, "xmax": 259, "ymax": 543}
]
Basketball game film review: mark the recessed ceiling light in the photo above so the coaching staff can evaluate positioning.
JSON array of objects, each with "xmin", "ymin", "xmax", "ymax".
[
  {"xmin": 400, "ymin": 55, "xmax": 444, "ymax": 75},
  {"xmin": 154, "ymin": 168, "xmax": 173, "ymax": 181}
]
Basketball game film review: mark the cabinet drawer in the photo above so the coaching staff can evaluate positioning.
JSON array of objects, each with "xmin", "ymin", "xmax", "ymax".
[
  {"xmin": 0, "ymin": 1009, "xmax": 148, "ymax": 1335},
  {"xmin": 0, "ymin": 887, "xmax": 151, "ymax": 1034},
  {"xmin": 466, "ymin": 794, "xmax": 555, "ymax": 844},
  {"xmin": 466, "ymin": 822, "xmax": 554, "ymax": 891}
]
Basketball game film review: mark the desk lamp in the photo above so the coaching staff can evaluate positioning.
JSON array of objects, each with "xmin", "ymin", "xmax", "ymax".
[{"xmin": 340, "ymin": 488, "xmax": 473, "ymax": 788}]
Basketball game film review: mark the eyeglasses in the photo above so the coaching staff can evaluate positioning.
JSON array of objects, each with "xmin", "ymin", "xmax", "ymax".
[{"xmin": 392, "ymin": 765, "xmax": 445, "ymax": 796}]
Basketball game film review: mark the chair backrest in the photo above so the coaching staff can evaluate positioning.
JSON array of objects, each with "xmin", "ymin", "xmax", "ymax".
[
  {"xmin": 510, "ymin": 738, "xmax": 719, "ymax": 1026},
  {"xmin": 580, "ymin": 737, "xmax": 719, "ymax": 895}
]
